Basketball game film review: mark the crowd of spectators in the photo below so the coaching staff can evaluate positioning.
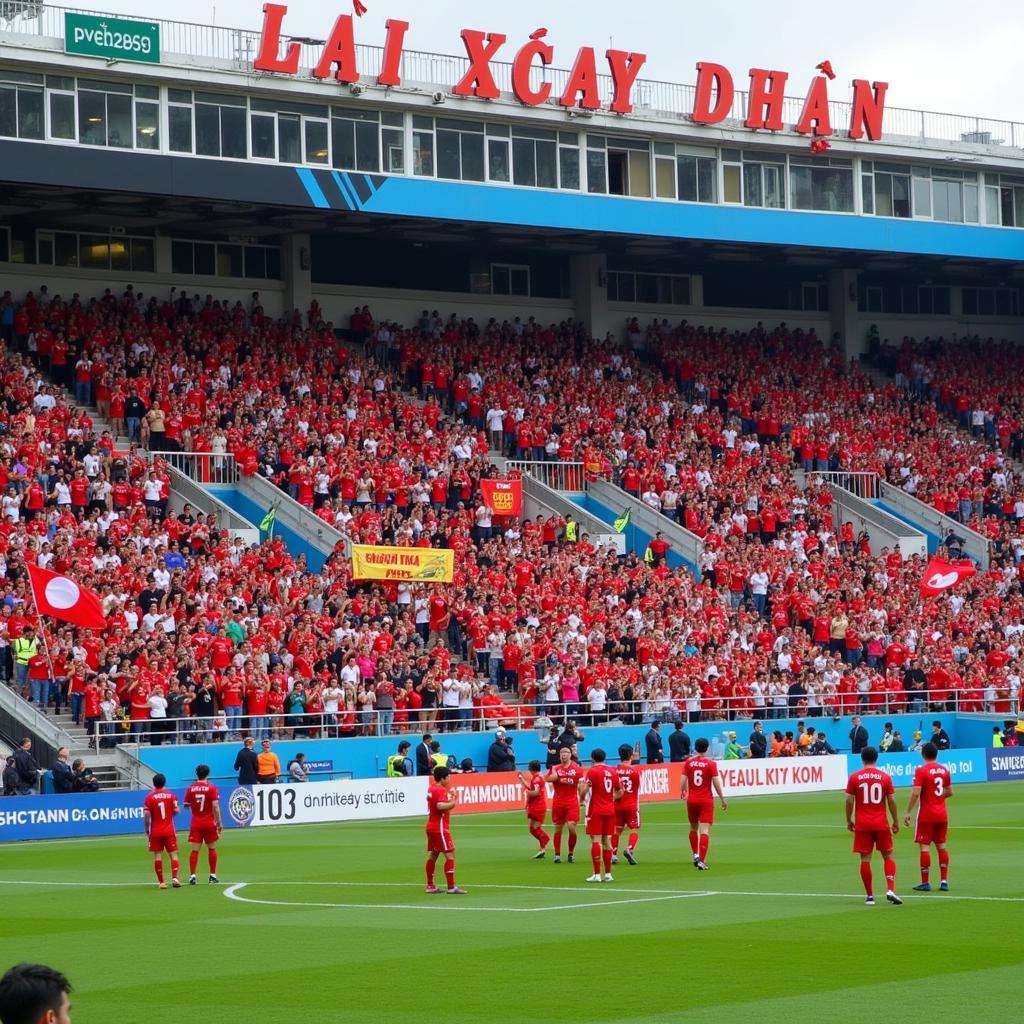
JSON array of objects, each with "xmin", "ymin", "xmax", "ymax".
[{"xmin": 0, "ymin": 283, "xmax": 1021, "ymax": 757}]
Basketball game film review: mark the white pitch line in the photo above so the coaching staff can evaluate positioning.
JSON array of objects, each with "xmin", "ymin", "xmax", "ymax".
[
  {"xmin": 222, "ymin": 882, "xmax": 712, "ymax": 914},
  {"xmin": 0, "ymin": 879, "xmax": 153, "ymax": 888}
]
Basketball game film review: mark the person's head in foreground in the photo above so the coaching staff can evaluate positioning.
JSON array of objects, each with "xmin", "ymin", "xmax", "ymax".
[{"xmin": 0, "ymin": 963, "xmax": 72, "ymax": 1024}]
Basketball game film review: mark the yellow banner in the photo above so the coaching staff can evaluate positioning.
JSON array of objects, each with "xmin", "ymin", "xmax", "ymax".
[{"xmin": 350, "ymin": 545, "xmax": 454, "ymax": 583}]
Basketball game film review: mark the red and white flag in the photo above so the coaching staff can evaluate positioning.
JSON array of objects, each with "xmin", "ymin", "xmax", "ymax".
[
  {"xmin": 920, "ymin": 557, "xmax": 977, "ymax": 598},
  {"xmin": 26, "ymin": 564, "xmax": 107, "ymax": 630}
]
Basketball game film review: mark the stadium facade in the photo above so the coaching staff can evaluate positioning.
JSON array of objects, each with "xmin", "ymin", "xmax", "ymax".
[{"xmin": 1, "ymin": 2, "xmax": 1023, "ymax": 349}]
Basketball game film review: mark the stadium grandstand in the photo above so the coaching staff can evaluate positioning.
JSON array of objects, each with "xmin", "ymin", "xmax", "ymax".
[{"xmin": 0, "ymin": 0, "xmax": 1022, "ymax": 798}]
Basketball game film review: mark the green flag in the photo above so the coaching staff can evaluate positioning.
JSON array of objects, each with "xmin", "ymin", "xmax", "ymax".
[
  {"xmin": 613, "ymin": 508, "xmax": 631, "ymax": 534},
  {"xmin": 644, "ymin": 545, "xmax": 654, "ymax": 564},
  {"xmin": 259, "ymin": 506, "xmax": 277, "ymax": 535}
]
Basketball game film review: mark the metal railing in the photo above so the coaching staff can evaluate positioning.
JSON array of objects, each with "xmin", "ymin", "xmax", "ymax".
[
  {"xmin": 805, "ymin": 470, "xmax": 881, "ymax": 501},
  {"xmin": 157, "ymin": 450, "xmax": 240, "ymax": 486},
  {"xmin": 3, "ymin": 3, "xmax": 1023, "ymax": 150},
  {"xmin": 505, "ymin": 460, "xmax": 589, "ymax": 493}
]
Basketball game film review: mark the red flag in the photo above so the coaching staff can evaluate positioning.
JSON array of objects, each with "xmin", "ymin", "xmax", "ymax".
[
  {"xmin": 480, "ymin": 478, "xmax": 523, "ymax": 517},
  {"xmin": 815, "ymin": 60, "xmax": 836, "ymax": 80},
  {"xmin": 352, "ymin": 0, "xmax": 367, "ymax": 15},
  {"xmin": 920, "ymin": 557, "xmax": 977, "ymax": 598},
  {"xmin": 26, "ymin": 564, "xmax": 107, "ymax": 630}
]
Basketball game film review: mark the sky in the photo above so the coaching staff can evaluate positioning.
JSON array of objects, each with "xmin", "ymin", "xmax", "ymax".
[{"xmin": 72, "ymin": 0, "xmax": 1024, "ymax": 123}]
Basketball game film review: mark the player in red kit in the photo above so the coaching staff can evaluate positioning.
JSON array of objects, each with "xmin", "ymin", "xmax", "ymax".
[
  {"xmin": 517, "ymin": 759, "xmax": 550, "ymax": 858},
  {"xmin": 579, "ymin": 748, "xmax": 622, "ymax": 882},
  {"xmin": 184, "ymin": 764, "xmax": 223, "ymax": 885},
  {"xmin": 681, "ymin": 737, "xmax": 727, "ymax": 870},
  {"xmin": 904, "ymin": 742, "xmax": 953, "ymax": 892},
  {"xmin": 612, "ymin": 743, "xmax": 643, "ymax": 866},
  {"xmin": 845, "ymin": 747, "xmax": 903, "ymax": 906},
  {"xmin": 143, "ymin": 773, "xmax": 181, "ymax": 889},
  {"xmin": 425, "ymin": 766, "xmax": 465, "ymax": 894},
  {"xmin": 546, "ymin": 746, "xmax": 583, "ymax": 863}
]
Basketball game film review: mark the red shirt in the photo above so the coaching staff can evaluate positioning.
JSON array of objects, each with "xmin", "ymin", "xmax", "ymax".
[
  {"xmin": 184, "ymin": 781, "xmax": 220, "ymax": 828},
  {"xmin": 614, "ymin": 762, "xmax": 642, "ymax": 811},
  {"xmin": 523, "ymin": 771, "xmax": 547, "ymax": 817},
  {"xmin": 548, "ymin": 762, "xmax": 583, "ymax": 806},
  {"xmin": 426, "ymin": 783, "xmax": 451, "ymax": 833},
  {"xmin": 143, "ymin": 788, "xmax": 178, "ymax": 837},
  {"xmin": 912, "ymin": 762, "xmax": 951, "ymax": 823},
  {"xmin": 428, "ymin": 595, "xmax": 449, "ymax": 632},
  {"xmin": 585, "ymin": 764, "xmax": 617, "ymax": 816},
  {"xmin": 846, "ymin": 767, "xmax": 894, "ymax": 830},
  {"xmin": 682, "ymin": 755, "xmax": 718, "ymax": 802}
]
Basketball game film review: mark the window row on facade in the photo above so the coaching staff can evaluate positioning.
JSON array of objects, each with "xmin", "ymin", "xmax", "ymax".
[{"xmin": 3, "ymin": 71, "xmax": 1024, "ymax": 226}]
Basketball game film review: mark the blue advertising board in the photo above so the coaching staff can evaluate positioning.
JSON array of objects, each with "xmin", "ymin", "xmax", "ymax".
[
  {"xmin": 846, "ymin": 748, "xmax": 989, "ymax": 787},
  {"xmin": 987, "ymin": 748, "xmax": 1024, "ymax": 782}
]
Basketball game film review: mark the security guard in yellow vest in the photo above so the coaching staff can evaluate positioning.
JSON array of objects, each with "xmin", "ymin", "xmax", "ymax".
[
  {"xmin": 430, "ymin": 741, "xmax": 447, "ymax": 770},
  {"xmin": 387, "ymin": 741, "xmax": 413, "ymax": 777},
  {"xmin": 565, "ymin": 517, "xmax": 578, "ymax": 543},
  {"xmin": 13, "ymin": 627, "xmax": 38, "ymax": 700}
]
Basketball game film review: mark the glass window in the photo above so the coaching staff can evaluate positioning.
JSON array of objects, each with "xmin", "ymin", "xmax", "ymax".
[
  {"xmin": 655, "ymin": 156, "xmax": 675, "ymax": 199},
  {"xmin": 789, "ymin": 163, "xmax": 854, "ymax": 212},
  {"xmin": 169, "ymin": 105, "xmax": 192, "ymax": 152},
  {"xmin": 251, "ymin": 112, "xmax": 275, "ymax": 160},
  {"xmin": 244, "ymin": 246, "xmax": 267, "ymax": 279},
  {"xmin": 332, "ymin": 117, "xmax": 355, "ymax": 169},
  {"xmin": 354, "ymin": 118, "xmax": 378, "ymax": 171},
  {"xmin": 560, "ymin": 146, "xmax": 580, "ymax": 190},
  {"xmin": 195, "ymin": 242, "xmax": 216, "ymax": 276},
  {"xmin": 17, "ymin": 86, "xmax": 43, "ymax": 139},
  {"xmin": 195, "ymin": 103, "xmax": 221, "ymax": 155},
  {"xmin": 131, "ymin": 237, "xmax": 154, "ymax": 273},
  {"xmin": 437, "ymin": 129, "xmax": 461, "ymax": 180},
  {"xmin": 304, "ymin": 120, "xmax": 328, "ymax": 164},
  {"xmin": 171, "ymin": 240, "xmax": 194, "ymax": 275},
  {"xmin": 678, "ymin": 155, "xmax": 717, "ymax": 204},
  {"xmin": 135, "ymin": 101, "xmax": 159, "ymax": 149},
  {"xmin": 587, "ymin": 148, "xmax": 607, "ymax": 194},
  {"xmin": 77, "ymin": 90, "xmax": 105, "ymax": 146},
  {"xmin": 535, "ymin": 140, "xmax": 556, "ymax": 189},
  {"xmin": 79, "ymin": 235, "xmax": 109, "ymax": 270},
  {"xmin": 55, "ymin": 231, "xmax": 78, "ymax": 267},
  {"xmin": 723, "ymin": 163, "xmax": 741, "ymax": 204},
  {"xmin": 48, "ymin": 92, "xmax": 75, "ymax": 140},
  {"xmin": 221, "ymin": 105, "xmax": 246, "ymax": 159},
  {"xmin": 913, "ymin": 173, "xmax": 931, "ymax": 217},
  {"xmin": 513, "ymin": 137, "xmax": 536, "ymax": 187},
  {"xmin": 217, "ymin": 243, "xmax": 243, "ymax": 278},
  {"xmin": 488, "ymin": 138, "xmax": 510, "ymax": 182},
  {"xmin": 743, "ymin": 164, "xmax": 762, "ymax": 207},
  {"xmin": 278, "ymin": 115, "xmax": 300, "ymax": 164},
  {"xmin": 106, "ymin": 92, "xmax": 131, "ymax": 148},
  {"xmin": 491, "ymin": 264, "xmax": 530, "ymax": 296},
  {"xmin": 382, "ymin": 127, "xmax": 404, "ymax": 173},
  {"xmin": 413, "ymin": 130, "xmax": 434, "ymax": 176},
  {"xmin": 266, "ymin": 248, "xmax": 282, "ymax": 279}
]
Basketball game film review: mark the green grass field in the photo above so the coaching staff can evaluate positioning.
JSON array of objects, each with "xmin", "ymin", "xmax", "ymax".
[{"xmin": 2, "ymin": 783, "xmax": 1023, "ymax": 1023}]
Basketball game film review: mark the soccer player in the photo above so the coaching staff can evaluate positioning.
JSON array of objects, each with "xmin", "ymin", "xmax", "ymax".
[
  {"xmin": 680, "ymin": 737, "xmax": 727, "ymax": 870},
  {"xmin": 845, "ymin": 746, "xmax": 903, "ymax": 906},
  {"xmin": 579, "ymin": 748, "xmax": 622, "ymax": 883},
  {"xmin": 184, "ymin": 764, "xmax": 223, "ymax": 885},
  {"xmin": 425, "ymin": 766, "xmax": 465, "ymax": 894},
  {"xmin": 143, "ymin": 772, "xmax": 181, "ymax": 889},
  {"xmin": 546, "ymin": 746, "xmax": 583, "ymax": 863},
  {"xmin": 517, "ymin": 759, "xmax": 550, "ymax": 858},
  {"xmin": 612, "ymin": 743, "xmax": 643, "ymax": 866},
  {"xmin": 904, "ymin": 741, "xmax": 953, "ymax": 892}
]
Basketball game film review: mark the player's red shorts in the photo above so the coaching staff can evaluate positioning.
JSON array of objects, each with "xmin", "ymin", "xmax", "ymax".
[
  {"xmin": 852, "ymin": 828, "xmax": 893, "ymax": 855},
  {"xmin": 586, "ymin": 812, "xmax": 615, "ymax": 837},
  {"xmin": 615, "ymin": 806, "xmax": 640, "ymax": 831},
  {"xmin": 686, "ymin": 800, "xmax": 714, "ymax": 826},
  {"xmin": 551, "ymin": 803, "xmax": 580, "ymax": 826},
  {"xmin": 426, "ymin": 827, "xmax": 454, "ymax": 854},
  {"xmin": 526, "ymin": 807, "xmax": 547, "ymax": 825},
  {"xmin": 188, "ymin": 825, "xmax": 220, "ymax": 846},
  {"xmin": 914, "ymin": 820, "xmax": 948, "ymax": 846},
  {"xmin": 148, "ymin": 833, "xmax": 178, "ymax": 854}
]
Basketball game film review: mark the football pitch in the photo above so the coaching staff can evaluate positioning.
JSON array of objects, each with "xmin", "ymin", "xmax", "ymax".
[{"xmin": 2, "ymin": 783, "xmax": 1023, "ymax": 1024}]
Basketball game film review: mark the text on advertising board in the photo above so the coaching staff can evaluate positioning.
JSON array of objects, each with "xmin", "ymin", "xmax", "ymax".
[
  {"xmin": 253, "ymin": 4, "xmax": 888, "ymax": 140},
  {"xmin": 64, "ymin": 12, "xmax": 161, "ymax": 64}
]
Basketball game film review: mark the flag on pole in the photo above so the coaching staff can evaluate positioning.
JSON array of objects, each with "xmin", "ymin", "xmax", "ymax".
[
  {"xmin": 26, "ymin": 564, "xmax": 106, "ymax": 630},
  {"xmin": 644, "ymin": 545, "xmax": 654, "ymax": 564},
  {"xmin": 920, "ymin": 557, "xmax": 977, "ymax": 597},
  {"xmin": 613, "ymin": 508, "xmax": 631, "ymax": 533},
  {"xmin": 259, "ymin": 505, "xmax": 278, "ymax": 535}
]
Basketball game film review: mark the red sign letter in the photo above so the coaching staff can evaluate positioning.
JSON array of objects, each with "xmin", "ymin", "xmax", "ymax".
[
  {"xmin": 312, "ymin": 14, "xmax": 358, "ymax": 83},
  {"xmin": 691, "ymin": 62, "xmax": 734, "ymax": 124},
  {"xmin": 377, "ymin": 18, "xmax": 409, "ymax": 87},
  {"xmin": 795, "ymin": 76, "xmax": 832, "ymax": 135},
  {"xmin": 849, "ymin": 79, "xmax": 888, "ymax": 141},
  {"xmin": 453, "ymin": 30, "xmax": 507, "ymax": 99},
  {"xmin": 745, "ymin": 68, "xmax": 789, "ymax": 131},
  {"xmin": 559, "ymin": 47, "xmax": 602, "ymax": 110},
  {"xmin": 606, "ymin": 50, "xmax": 647, "ymax": 114},
  {"xmin": 512, "ymin": 38, "xmax": 553, "ymax": 106},
  {"xmin": 253, "ymin": 3, "xmax": 299, "ymax": 75}
]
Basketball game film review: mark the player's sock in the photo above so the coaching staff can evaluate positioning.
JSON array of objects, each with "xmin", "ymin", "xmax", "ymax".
[
  {"xmin": 590, "ymin": 842, "xmax": 601, "ymax": 874},
  {"xmin": 937, "ymin": 848, "xmax": 949, "ymax": 882},
  {"xmin": 611, "ymin": 834, "xmax": 619, "ymax": 856},
  {"xmin": 568, "ymin": 832, "xmax": 578, "ymax": 855},
  {"xmin": 170, "ymin": 857, "xmax": 180, "ymax": 881},
  {"xmin": 425, "ymin": 860, "xmax": 436, "ymax": 887},
  {"xmin": 883, "ymin": 858, "xmax": 896, "ymax": 891},
  {"xmin": 443, "ymin": 860, "xmax": 456, "ymax": 891},
  {"xmin": 859, "ymin": 862, "xmax": 873, "ymax": 897},
  {"xmin": 919, "ymin": 851, "xmax": 931, "ymax": 884},
  {"xmin": 538, "ymin": 828, "xmax": 550, "ymax": 849},
  {"xmin": 628, "ymin": 832, "xmax": 639, "ymax": 852},
  {"xmin": 602, "ymin": 848, "xmax": 613, "ymax": 874},
  {"xmin": 189, "ymin": 851, "xmax": 199, "ymax": 875},
  {"xmin": 553, "ymin": 832, "xmax": 562, "ymax": 856},
  {"xmin": 698, "ymin": 834, "xmax": 709, "ymax": 863},
  {"xmin": 154, "ymin": 860, "xmax": 164, "ymax": 884},
  {"xmin": 688, "ymin": 830, "xmax": 698, "ymax": 855},
  {"xmin": 208, "ymin": 849, "xmax": 218, "ymax": 874}
]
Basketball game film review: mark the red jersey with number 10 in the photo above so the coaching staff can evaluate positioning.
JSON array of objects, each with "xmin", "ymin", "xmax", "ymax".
[
  {"xmin": 912, "ymin": 762, "xmax": 951, "ymax": 823},
  {"xmin": 184, "ymin": 781, "xmax": 220, "ymax": 828},
  {"xmin": 585, "ymin": 764, "xmax": 617, "ymax": 815},
  {"xmin": 614, "ymin": 763, "xmax": 643, "ymax": 811},
  {"xmin": 548, "ymin": 762, "xmax": 583, "ymax": 806},
  {"xmin": 682, "ymin": 756, "xmax": 718, "ymax": 801},
  {"xmin": 846, "ymin": 767, "xmax": 894, "ymax": 830},
  {"xmin": 143, "ymin": 788, "xmax": 178, "ymax": 837}
]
